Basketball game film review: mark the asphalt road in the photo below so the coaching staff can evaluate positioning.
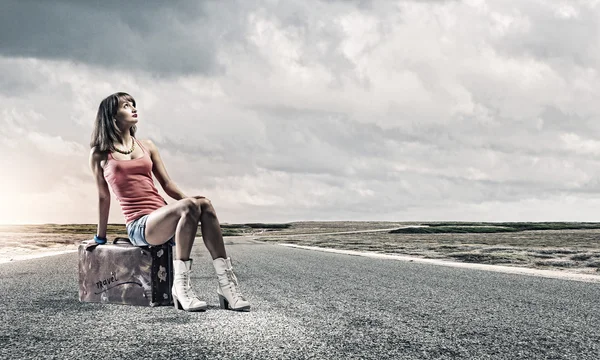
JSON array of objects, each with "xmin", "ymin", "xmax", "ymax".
[{"xmin": 1, "ymin": 238, "xmax": 598, "ymax": 360}]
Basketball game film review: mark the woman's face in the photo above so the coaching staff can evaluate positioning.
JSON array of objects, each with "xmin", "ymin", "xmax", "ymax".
[{"xmin": 114, "ymin": 98, "xmax": 138, "ymax": 126}]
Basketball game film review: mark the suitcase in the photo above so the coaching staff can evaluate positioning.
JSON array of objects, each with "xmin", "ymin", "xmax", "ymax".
[{"xmin": 78, "ymin": 237, "xmax": 174, "ymax": 307}]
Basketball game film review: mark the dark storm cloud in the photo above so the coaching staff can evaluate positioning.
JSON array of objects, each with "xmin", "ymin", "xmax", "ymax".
[
  {"xmin": 1, "ymin": 0, "xmax": 408, "ymax": 83},
  {"xmin": 0, "ymin": 0, "xmax": 364, "ymax": 79},
  {"xmin": 0, "ymin": 0, "xmax": 245, "ymax": 77}
]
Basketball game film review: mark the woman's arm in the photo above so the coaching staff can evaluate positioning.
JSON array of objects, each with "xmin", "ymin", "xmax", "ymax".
[
  {"xmin": 142, "ymin": 139, "xmax": 189, "ymax": 201},
  {"xmin": 89, "ymin": 148, "xmax": 111, "ymax": 238}
]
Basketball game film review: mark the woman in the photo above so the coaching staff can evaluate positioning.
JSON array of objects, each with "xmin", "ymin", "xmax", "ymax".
[{"xmin": 89, "ymin": 92, "xmax": 250, "ymax": 312}]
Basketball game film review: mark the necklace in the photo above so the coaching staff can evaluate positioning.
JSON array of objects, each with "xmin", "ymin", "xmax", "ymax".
[{"xmin": 114, "ymin": 138, "xmax": 136, "ymax": 155}]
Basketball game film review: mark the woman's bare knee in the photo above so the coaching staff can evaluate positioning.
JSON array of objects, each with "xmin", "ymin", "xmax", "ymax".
[
  {"xmin": 180, "ymin": 198, "xmax": 201, "ymax": 219},
  {"xmin": 144, "ymin": 199, "xmax": 200, "ymax": 245},
  {"xmin": 193, "ymin": 197, "xmax": 216, "ymax": 218}
]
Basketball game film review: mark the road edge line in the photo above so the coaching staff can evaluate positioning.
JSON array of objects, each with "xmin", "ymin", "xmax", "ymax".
[
  {"xmin": 278, "ymin": 243, "xmax": 600, "ymax": 283},
  {"xmin": 0, "ymin": 249, "xmax": 78, "ymax": 264}
]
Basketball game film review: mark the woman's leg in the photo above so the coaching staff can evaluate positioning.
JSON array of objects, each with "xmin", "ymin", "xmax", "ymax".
[
  {"xmin": 143, "ymin": 196, "xmax": 227, "ymax": 260},
  {"xmin": 144, "ymin": 196, "xmax": 250, "ymax": 311},
  {"xmin": 144, "ymin": 198, "xmax": 208, "ymax": 311},
  {"xmin": 187, "ymin": 197, "xmax": 250, "ymax": 311},
  {"xmin": 190, "ymin": 196, "xmax": 227, "ymax": 260},
  {"xmin": 144, "ymin": 198, "xmax": 200, "ymax": 260}
]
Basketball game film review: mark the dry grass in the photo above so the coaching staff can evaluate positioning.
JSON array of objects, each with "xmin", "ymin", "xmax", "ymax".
[
  {"xmin": 254, "ymin": 226, "xmax": 600, "ymax": 275},
  {"xmin": 2, "ymin": 222, "xmax": 600, "ymax": 274}
]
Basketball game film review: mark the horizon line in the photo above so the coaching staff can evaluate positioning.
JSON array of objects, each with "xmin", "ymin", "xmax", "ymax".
[{"xmin": 2, "ymin": 220, "xmax": 600, "ymax": 227}]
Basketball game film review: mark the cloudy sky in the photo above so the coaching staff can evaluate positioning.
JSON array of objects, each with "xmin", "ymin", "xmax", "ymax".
[{"xmin": 1, "ymin": 0, "xmax": 599, "ymax": 225}]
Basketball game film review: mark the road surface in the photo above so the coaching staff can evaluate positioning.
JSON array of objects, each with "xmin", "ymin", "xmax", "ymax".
[{"xmin": 0, "ymin": 237, "xmax": 598, "ymax": 359}]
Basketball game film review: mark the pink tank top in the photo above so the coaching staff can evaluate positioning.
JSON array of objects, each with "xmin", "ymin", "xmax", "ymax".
[{"xmin": 103, "ymin": 138, "xmax": 167, "ymax": 225}]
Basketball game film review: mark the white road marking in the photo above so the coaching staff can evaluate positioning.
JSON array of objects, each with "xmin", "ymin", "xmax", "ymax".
[
  {"xmin": 0, "ymin": 249, "xmax": 78, "ymax": 264},
  {"xmin": 279, "ymin": 244, "xmax": 600, "ymax": 283},
  {"xmin": 257, "ymin": 225, "xmax": 426, "ymax": 238}
]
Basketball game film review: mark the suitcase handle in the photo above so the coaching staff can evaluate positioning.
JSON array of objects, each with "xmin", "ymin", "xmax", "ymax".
[
  {"xmin": 113, "ymin": 237, "xmax": 132, "ymax": 245},
  {"xmin": 84, "ymin": 241, "xmax": 99, "ymax": 251},
  {"xmin": 85, "ymin": 237, "xmax": 131, "ymax": 251}
]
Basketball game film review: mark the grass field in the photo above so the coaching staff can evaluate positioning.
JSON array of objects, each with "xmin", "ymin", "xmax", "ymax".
[
  {"xmin": 1, "ymin": 222, "xmax": 599, "ymax": 274},
  {"xmin": 253, "ymin": 222, "xmax": 600, "ymax": 275}
]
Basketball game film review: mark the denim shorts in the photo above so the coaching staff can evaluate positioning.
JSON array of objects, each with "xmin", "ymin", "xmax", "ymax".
[
  {"xmin": 126, "ymin": 214, "xmax": 176, "ymax": 247},
  {"xmin": 126, "ymin": 215, "xmax": 151, "ymax": 247}
]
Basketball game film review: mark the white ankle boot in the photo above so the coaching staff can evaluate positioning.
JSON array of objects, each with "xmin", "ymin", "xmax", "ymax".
[
  {"xmin": 213, "ymin": 257, "xmax": 251, "ymax": 311},
  {"xmin": 172, "ymin": 259, "xmax": 207, "ymax": 312}
]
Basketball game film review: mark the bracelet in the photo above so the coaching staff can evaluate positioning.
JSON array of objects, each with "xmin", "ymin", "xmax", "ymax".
[{"xmin": 94, "ymin": 235, "xmax": 107, "ymax": 244}]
